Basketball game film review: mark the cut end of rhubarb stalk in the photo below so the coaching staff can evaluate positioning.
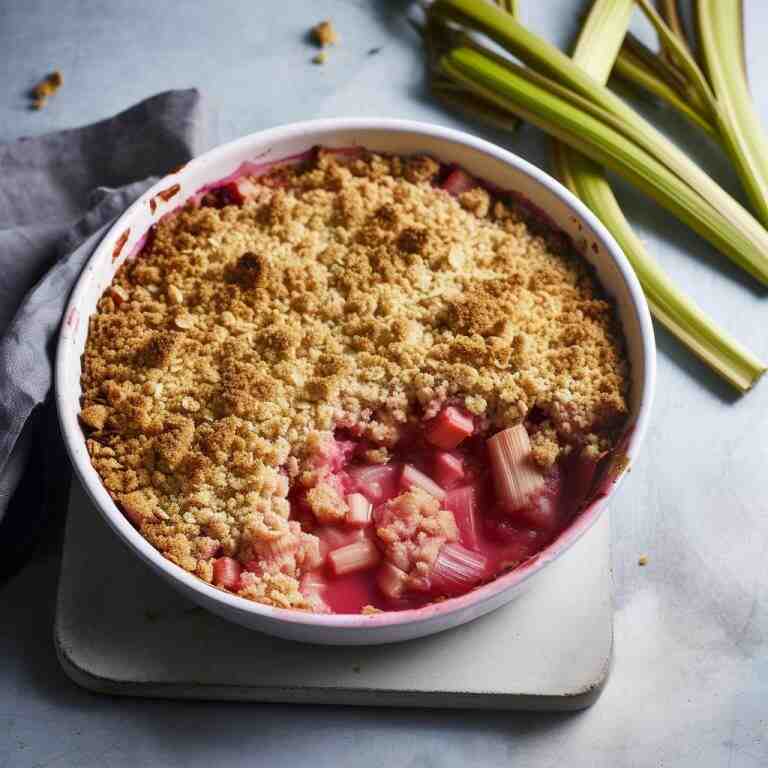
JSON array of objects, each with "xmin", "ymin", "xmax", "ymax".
[
  {"xmin": 328, "ymin": 540, "xmax": 381, "ymax": 577},
  {"xmin": 434, "ymin": 451, "xmax": 465, "ymax": 489},
  {"xmin": 348, "ymin": 463, "xmax": 400, "ymax": 504},
  {"xmin": 400, "ymin": 463, "xmax": 447, "ymax": 501},
  {"xmin": 212, "ymin": 556, "xmax": 242, "ymax": 591},
  {"xmin": 445, "ymin": 485, "xmax": 480, "ymax": 550},
  {"xmin": 488, "ymin": 425, "xmax": 545, "ymax": 512},
  {"xmin": 346, "ymin": 492, "xmax": 373, "ymax": 527},
  {"xmin": 430, "ymin": 542, "xmax": 489, "ymax": 595},
  {"xmin": 441, "ymin": 167, "xmax": 479, "ymax": 196},
  {"xmin": 425, "ymin": 406, "xmax": 475, "ymax": 450}
]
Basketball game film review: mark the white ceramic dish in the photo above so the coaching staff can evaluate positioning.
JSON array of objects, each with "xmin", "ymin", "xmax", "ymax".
[{"xmin": 56, "ymin": 118, "xmax": 655, "ymax": 645}]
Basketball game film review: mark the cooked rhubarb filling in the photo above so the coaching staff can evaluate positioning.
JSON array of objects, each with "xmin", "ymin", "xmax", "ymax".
[{"xmin": 80, "ymin": 148, "xmax": 629, "ymax": 613}]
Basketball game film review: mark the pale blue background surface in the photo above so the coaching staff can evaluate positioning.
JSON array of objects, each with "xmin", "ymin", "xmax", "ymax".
[{"xmin": 1, "ymin": 2, "xmax": 767, "ymax": 766}]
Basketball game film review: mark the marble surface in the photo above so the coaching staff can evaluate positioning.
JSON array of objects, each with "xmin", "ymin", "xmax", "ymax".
[{"xmin": 1, "ymin": 1, "xmax": 767, "ymax": 766}]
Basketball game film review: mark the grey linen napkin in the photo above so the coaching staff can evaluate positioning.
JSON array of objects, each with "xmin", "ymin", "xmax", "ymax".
[{"xmin": 0, "ymin": 89, "xmax": 213, "ymax": 571}]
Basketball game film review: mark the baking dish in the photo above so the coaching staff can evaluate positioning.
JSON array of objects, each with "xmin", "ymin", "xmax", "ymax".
[{"xmin": 56, "ymin": 118, "xmax": 655, "ymax": 644}]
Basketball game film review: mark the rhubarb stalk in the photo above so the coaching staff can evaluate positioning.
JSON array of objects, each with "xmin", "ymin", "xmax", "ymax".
[
  {"xmin": 697, "ymin": 0, "xmax": 768, "ymax": 229},
  {"xmin": 401, "ymin": 464, "xmax": 447, "ymax": 501},
  {"xmin": 488, "ymin": 425, "xmax": 544, "ymax": 512},
  {"xmin": 551, "ymin": 0, "xmax": 765, "ymax": 391},
  {"xmin": 346, "ymin": 493, "xmax": 373, "ymax": 528},
  {"xmin": 431, "ymin": 543, "xmax": 489, "ymax": 595},
  {"xmin": 430, "ymin": 0, "xmax": 768, "ymax": 285},
  {"xmin": 328, "ymin": 540, "xmax": 381, "ymax": 577}
]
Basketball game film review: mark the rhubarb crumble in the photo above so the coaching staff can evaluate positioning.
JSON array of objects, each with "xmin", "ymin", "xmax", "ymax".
[{"xmin": 80, "ymin": 148, "xmax": 629, "ymax": 613}]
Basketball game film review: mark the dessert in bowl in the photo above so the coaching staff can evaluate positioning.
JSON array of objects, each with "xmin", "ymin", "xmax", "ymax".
[{"xmin": 57, "ymin": 119, "xmax": 654, "ymax": 644}]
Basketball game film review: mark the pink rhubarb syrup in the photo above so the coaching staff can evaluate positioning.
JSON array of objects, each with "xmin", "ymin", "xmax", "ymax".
[{"xmin": 194, "ymin": 149, "xmax": 617, "ymax": 613}]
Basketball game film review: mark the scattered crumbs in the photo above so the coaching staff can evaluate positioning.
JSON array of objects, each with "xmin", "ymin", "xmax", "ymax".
[
  {"xmin": 638, "ymin": 555, "xmax": 649, "ymax": 566},
  {"xmin": 30, "ymin": 70, "xmax": 63, "ymax": 110},
  {"xmin": 368, "ymin": 46, "xmax": 382, "ymax": 56},
  {"xmin": 361, "ymin": 604, "xmax": 382, "ymax": 615},
  {"xmin": 352, "ymin": 665, "xmax": 361, "ymax": 673},
  {"xmin": 311, "ymin": 19, "xmax": 337, "ymax": 47},
  {"xmin": 312, "ymin": 51, "xmax": 327, "ymax": 66}
]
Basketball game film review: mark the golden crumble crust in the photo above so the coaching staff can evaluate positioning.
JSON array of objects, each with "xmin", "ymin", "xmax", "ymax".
[{"xmin": 81, "ymin": 149, "xmax": 629, "ymax": 609}]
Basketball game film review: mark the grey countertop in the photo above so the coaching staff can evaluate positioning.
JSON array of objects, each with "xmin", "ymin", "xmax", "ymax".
[{"xmin": 1, "ymin": 1, "xmax": 767, "ymax": 766}]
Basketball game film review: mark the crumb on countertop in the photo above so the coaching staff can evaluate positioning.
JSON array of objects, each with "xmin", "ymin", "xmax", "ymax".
[
  {"xmin": 312, "ymin": 51, "xmax": 327, "ymax": 66},
  {"xmin": 311, "ymin": 20, "xmax": 337, "ymax": 47},
  {"xmin": 638, "ymin": 555, "xmax": 649, "ymax": 566},
  {"xmin": 30, "ymin": 70, "xmax": 63, "ymax": 110}
]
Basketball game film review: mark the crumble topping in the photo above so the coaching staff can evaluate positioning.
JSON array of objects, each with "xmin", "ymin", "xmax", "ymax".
[
  {"xmin": 375, "ymin": 489, "xmax": 459, "ymax": 592},
  {"xmin": 81, "ymin": 149, "xmax": 628, "ymax": 609}
]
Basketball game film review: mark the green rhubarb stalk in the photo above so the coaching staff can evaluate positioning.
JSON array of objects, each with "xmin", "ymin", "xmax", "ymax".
[
  {"xmin": 553, "ymin": 144, "xmax": 764, "ymax": 390},
  {"xmin": 622, "ymin": 32, "xmax": 691, "ymax": 96},
  {"xmin": 432, "ymin": 79, "xmax": 522, "ymax": 134},
  {"xmin": 613, "ymin": 47, "xmax": 716, "ymax": 137},
  {"xmin": 633, "ymin": 0, "xmax": 768, "ymax": 230},
  {"xmin": 657, "ymin": 0, "xmax": 692, "ymax": 56},
  {"xmin": 697, "ymin": 0, "xmax": 768, "ymax": 229},
  {"xmin": 430, "ymin": 0, "xmax": 768, "ymax": 285},
  {"xmin": 493, "ymin": 0, "xmax": 517, "ymax": 13},
  {"xmin": 439, "ymin": 45, "xmax": 768, "ymax": 285},
  {"xmin": 423, "ymin": 0, "xmax": 520, "ymax": 134},
  {"xmin": 632, "ymin": 0, "xmax": 713, "ymax": 118},
  {"xmin": 553, "ymin": 0, "xmax": 764, "ymax": 390}
]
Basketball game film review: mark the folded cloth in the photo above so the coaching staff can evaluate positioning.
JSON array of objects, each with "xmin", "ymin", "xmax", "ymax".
[{"xmin": 0, "ymin": 90, "xmax": 214, "ymax": 577}]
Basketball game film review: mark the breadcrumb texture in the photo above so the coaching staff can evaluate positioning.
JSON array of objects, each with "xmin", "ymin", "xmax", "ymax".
[{"xmin": 81, "ymin": 149, "xmax": 629, "ymax": 609}]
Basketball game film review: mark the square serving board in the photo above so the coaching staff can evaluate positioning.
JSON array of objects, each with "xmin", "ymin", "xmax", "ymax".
[{"xmin": 55, "ymin": 477, "xmax": 613, "ymax": 710}]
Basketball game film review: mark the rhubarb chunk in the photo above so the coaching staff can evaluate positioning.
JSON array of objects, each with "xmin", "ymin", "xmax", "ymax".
[
  {"xmin": 328, "ymin": 540, "xmax": 381, "ymax": 576},
  {"xmin": 400, "ymin": 464, "xmax": 447, "ymax": 501},
  {"xmin": 346, "ymin": 492, "xmax": 373, "ymax": 527},
  {"xmin": 445, "ymin": 485, "xmax": 480, "ymax": 550},
  {"xmin": 441, "ymin": 168, "xmax": 478, "ymax": 195},
  {"xmin": 316, "ymin": 524, "xmax": 367, "ymax": 554},
  {"xmin": 425, "ymin": 406, "xmax": 474, "ymax": 450},
  {"xmin": 213, "ymin": 557, "xmax": 242, "ymax": 590},
  {"xmin": 348, "ymin": 463, "xmax": 400, "ymax": 504},
  {"xmin": 433, "ymin": 451, "xmax": 465, "ymax": 489},
  {"xmin": 488, "ymin": 425, "xmax": 545, "ymax": 512},
  {"xmin": 430, "ymin": 543, "xmax": 489, "ymax": 596}
]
